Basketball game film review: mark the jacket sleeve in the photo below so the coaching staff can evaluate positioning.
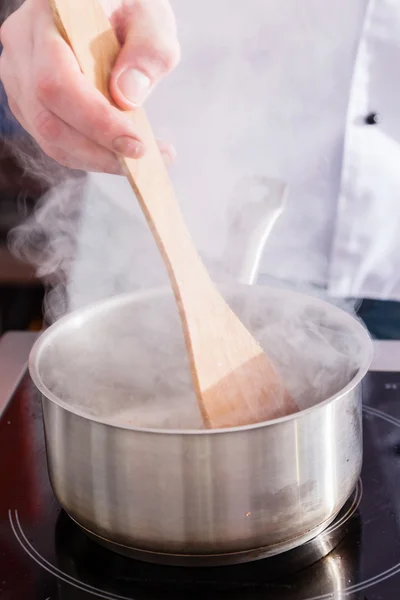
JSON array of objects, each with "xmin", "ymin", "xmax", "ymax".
[
  {"xmin": 0, "ymin": 1, "xmax": 26, "ymax": 137},
  {"xmin": 0, "ymin": 0, "xmax": 24, "ymax": 23}
]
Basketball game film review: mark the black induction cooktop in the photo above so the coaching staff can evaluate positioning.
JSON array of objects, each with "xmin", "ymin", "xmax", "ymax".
[{"xmin": 1, "ymin": 335, "xmax": 400, "ymax": 599}]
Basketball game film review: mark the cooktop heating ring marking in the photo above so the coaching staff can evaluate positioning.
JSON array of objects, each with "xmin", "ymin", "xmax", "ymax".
[
  {"xmin": 9, "ymin": 510, "xmax": 132, "ymax": 600},
  {"xmin": 363, "ymin": 405, "xmax": 400, "ymax": 426},
  {"xmin": 7, "ymin": 405, "xmax": 400, "ymax": 600}
]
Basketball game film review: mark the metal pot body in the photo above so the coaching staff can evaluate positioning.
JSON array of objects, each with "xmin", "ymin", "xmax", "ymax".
[{"xmin": 30, "ymin": 285, "xmax": 372, "ymax": 565}]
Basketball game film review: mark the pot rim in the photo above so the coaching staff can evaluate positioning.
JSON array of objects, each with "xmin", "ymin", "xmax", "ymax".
[{"xmin": 29, "ymin": 284, "xmax": 373, "ymax": 436}]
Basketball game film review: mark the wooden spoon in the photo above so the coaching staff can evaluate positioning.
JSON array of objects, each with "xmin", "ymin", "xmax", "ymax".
[{"xmin": 49, "ymin": 0, "xmax": 298, "ymax": 428}]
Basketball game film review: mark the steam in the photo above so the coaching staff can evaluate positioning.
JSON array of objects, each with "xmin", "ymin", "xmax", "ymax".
[
  {"xmin": 5, "ymin": 131, "xmax": 289, "ymax": 323},
  {"xmin": 7, "ymin": 140, "xmax": 369, "ymax": 430},
  {"xmin": 4, "ymin": 135, "xmax": 86, "ymax": 322},
  {"xmin": 37, "ymin": 284, "xmax": 369, "ymax": 430}
]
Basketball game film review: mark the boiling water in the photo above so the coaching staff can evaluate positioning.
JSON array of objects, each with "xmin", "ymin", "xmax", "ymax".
[{"xmin": 39, "ymin": 285, "xmax": 369, "ymax": 430}]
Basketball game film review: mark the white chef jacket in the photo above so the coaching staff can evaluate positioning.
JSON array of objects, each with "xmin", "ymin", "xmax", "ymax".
[{"xmin": 69, "ymin": 0, "xmax": 400, "ymax": 314}]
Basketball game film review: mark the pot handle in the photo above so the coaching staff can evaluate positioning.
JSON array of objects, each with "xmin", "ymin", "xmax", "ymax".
[{"xmin": 222, "ymin": 177, "xmax": 288, "ymax": 286}]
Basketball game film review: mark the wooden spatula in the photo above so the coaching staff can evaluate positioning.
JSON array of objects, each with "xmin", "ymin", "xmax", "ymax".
[{"xmin": 49, "ymin": 0, "xmax": 298, "ymax": 428}]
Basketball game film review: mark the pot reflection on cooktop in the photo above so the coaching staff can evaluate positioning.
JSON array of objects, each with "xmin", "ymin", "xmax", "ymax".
[{"xmin": 52, "ymin": 502, "xmax": 362, "ymax": 599}]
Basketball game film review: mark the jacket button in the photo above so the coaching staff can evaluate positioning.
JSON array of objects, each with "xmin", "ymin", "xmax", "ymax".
[{"xmin": 365, "ymin": 112, "xmax": 380, "ymax": 125}]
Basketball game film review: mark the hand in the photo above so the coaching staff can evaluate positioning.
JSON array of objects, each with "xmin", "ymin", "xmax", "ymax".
[{"xmin": 0, "ymin": 0, "xmax": 180, "ymax": 174}]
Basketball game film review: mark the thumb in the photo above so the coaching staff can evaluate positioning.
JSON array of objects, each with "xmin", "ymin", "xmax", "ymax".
[{"xmin": 109, "ymin": 0, "xmax": 180, "ymax": 110}]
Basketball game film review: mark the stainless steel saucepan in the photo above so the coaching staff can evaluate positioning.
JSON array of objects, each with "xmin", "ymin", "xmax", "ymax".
[{"xmin": 28, "ymin": 180, "xmax": 373, "ymax": 566}]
